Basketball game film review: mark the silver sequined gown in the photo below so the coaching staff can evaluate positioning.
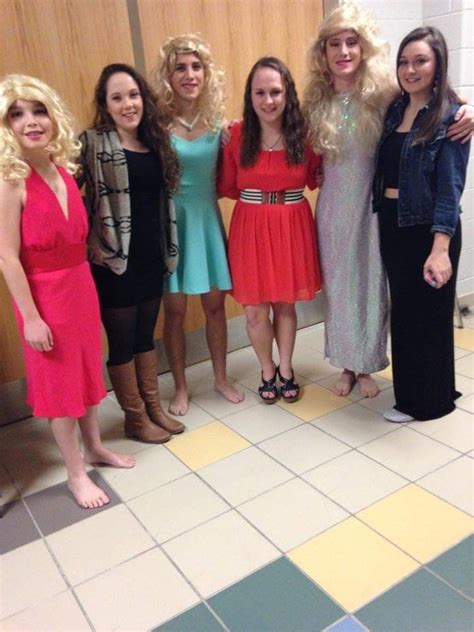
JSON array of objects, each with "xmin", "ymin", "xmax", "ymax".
[{"xmin": 316, "ymin": 94, "xmax": 389, "ymax": 373}]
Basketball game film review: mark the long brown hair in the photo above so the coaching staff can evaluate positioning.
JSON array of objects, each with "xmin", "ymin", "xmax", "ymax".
[
  {"xmin": 396, "ymin": 27, "xmax": 461, "ymax": 145},
  {"xmin": 241, "ymin": 57, "xmax": 306, "ymax": 167},
  {"xmin": 92, "ymin": 63, "xmax": 180, "ymax": 191}
]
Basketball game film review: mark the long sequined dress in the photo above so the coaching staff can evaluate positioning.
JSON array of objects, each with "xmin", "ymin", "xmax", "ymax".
[{"xmin": 316, "ymin": 94, "xmax": 389, "ymax": 374}]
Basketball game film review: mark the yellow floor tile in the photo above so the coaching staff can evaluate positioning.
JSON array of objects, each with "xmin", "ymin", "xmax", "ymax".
[
  {"xmin": 454, "ymin": 327, "xmax": 474, "ymax": 352},
  {"xmin": 288, "ymin": 517, "xmax": 418, "ymax": 612},
  {"xmin": 166, "ymin": 421, "xmax": 250, "ymax": 470},
  {"xmin": 357, "ymin": 484, "xmax": 473, "ymax": 563},
  {"xmin": 278, "ymin": 383, "xmax": 351, "ymax": 421},
  {"xmin": 376, "ymin": 354, "xmax": 393, "ymax": 381}
]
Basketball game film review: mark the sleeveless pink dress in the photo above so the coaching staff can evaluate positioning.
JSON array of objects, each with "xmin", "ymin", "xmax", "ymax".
[{"xmin": 13, "ymin": 166, "xmax": 106, "ymax": 418}]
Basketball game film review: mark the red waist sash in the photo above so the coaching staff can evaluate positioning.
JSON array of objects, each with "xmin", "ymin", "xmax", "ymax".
[{"xmin": 21, "ymin": 242, "xmax": 87, "ymax": 274}]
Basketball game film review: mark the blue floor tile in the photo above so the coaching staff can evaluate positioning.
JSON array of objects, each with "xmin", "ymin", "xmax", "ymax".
[
  {"xmin": 428, "ymin": 535, "xmax": 474, "ymax": 599},
  {"xmin": 356, "ymin": 568, "xmax": 474, "ymax": 632},
  {"xmin": 326, "ymin": 616, "xmax": 367, "ymax": 631},
  {"xmin": 209, "ymin": 557, "xmax": 344, "ymax": 631},
  {"xmin": 153, "ymin": 603, "xmax": 224, "ymax": 632}
]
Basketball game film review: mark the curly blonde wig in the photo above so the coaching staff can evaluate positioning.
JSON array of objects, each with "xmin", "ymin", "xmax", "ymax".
[
  {"xmin": 153, "ymin": 34, "xmax": 225, "ymax": 131},
  {"xmin": 303, "ymin": 2, "xmax": 397, "ymax": 159},
  {"xmin": 0, "ymin": 74, "xmax": 80, "ymax": 181}
]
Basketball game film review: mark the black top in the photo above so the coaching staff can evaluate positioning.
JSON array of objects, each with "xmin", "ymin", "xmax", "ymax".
[
  {"xmin": 378, "ymin": 131, "xmax": 408, "ymax": 189},
  {"xmin": 91, "ymin": 149, "xmax": 165, "ymax": 308}
]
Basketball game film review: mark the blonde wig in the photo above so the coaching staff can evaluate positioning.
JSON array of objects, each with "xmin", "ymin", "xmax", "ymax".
[
  {"xmin": 303, "ymin": 1, "xmax": 397, "ymax": 159},
  {"xmin": 154, "ymin": 34, "xmax": 225, "ymax": 131},
  {"xmin": 0, "ymin": 74, "xmax": 80, "ymax": 181}
]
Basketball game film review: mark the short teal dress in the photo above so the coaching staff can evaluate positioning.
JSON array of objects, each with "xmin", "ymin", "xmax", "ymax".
[{"xmin": 165, "ymin": 131, "xmax": 232, "ymax": 294}]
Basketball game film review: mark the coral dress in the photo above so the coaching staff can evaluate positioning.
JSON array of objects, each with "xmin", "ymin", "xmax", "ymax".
[
  {"xmin": 13, "ymin": 167, "xmax": 106, "ymax": 418},
  {"xmin": 166, "ymin": 131, "xmax": 232, "ymax": 294},
  {"xmin": 219, "ymin": 123, "xmax": 322, "ymax": 305}
]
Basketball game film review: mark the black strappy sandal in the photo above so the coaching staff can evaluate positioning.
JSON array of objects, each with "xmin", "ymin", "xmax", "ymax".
[
  {"xmin": 277, "ymin": 366, "xmax": 300, "ymax": 403},
  {"xmin": 258, "ymin": 367, "xmax": 279, "ymax": 405}
]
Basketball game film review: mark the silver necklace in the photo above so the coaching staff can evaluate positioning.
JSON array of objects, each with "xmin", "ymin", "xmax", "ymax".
[
  {"xmin": 262, "ymin": 133, "xmax": 283, "ymax": 151},
  {"xmin": 176, "ymin": 112, "xmax": 200, "ymax": 132}
]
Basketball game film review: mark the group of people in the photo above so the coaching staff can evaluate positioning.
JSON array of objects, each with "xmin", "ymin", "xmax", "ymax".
[{"xmin": 0, "ymin": 2, "xmax": 472, "ymax": 508}]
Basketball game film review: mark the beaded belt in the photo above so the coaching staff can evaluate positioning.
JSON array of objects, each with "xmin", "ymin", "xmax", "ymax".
[{"xmin": 239, "ymin": 188, "xmax": 305, "ymax": 205}]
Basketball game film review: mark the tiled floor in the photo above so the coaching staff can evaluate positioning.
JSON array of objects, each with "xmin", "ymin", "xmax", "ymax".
[{"xmin": 1, "ymin": 321, "xmax": 473, "ymax": 631}]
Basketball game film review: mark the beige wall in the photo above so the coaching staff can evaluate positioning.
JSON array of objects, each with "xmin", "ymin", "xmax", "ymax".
[{"xmin": 0, "ymin": 0, "xmax": 323, "ymax": 383}]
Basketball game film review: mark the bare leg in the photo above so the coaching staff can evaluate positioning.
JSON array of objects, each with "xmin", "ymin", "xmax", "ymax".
[
  {"xmin": 163, "ymin": 292, "xmax": 189, "ymax": 415},
  {"xmin": 333, "ymin": 369, "xmax": 356, "ymax": 396},
  {"xmin": 273, "ymin": 302, "xmax": 298, "ymax": 398},
  {"xmin": 201, "ymin": 289, "xmax": 244, "ymax": 403},
  {"xmin": 357, "ymin": 373, "xmax": 380, "ymax": 398},
  {"xmin": 244, "ymin": 303, "xmax": 276, "ymax": 401},
  {"xmin": 79, "ymin": 405, "xmax": 135, "ymax": 468},
  {"xmin": 49, "ymin": 417, "xmax": 109, "ymax": 509}
]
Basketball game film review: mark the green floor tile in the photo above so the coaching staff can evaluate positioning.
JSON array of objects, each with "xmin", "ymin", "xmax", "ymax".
[
  {"xmin": 356, "ymin": 569, "xmax": 474, "ymax": 632},
  {"xmin": 153, "ymin": 603, "xmax": 224, "ymax": 632},
  {"xmin": 428, "ymin": 535, "xmax": 474, "ymax": 599},
  {"xmin": 209, "ymin": 557, "xmax": 344, "ymax": 632}
]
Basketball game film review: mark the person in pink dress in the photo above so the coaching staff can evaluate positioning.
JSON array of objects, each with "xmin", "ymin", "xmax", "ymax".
[
  {"xmin": 219, "ymin": 57, "xmax": 322, "ymax": 404},
  {"xmin": 0, "ymin": 75, "xmax": 134, "ymax": 509}
]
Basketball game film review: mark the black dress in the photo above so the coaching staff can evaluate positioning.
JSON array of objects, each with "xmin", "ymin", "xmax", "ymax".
[
  {"xmin": 378, "ymin": 131, "xmax": 462, "ymax": 421},
  {"xmin": 92, "ymin": 149, "xmax": 165, "ymax": 308}
]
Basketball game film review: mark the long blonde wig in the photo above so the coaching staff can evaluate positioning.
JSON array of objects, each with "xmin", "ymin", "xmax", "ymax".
[
  {"xmin": 0, "ymin": 74, "xmax": 80, "ymax": 181},
  {"xmin": 303, "ymin": 2, "xmax": 397, "ymax": 159},
  {"xmin": 153, "ymin": 34, "xmax": 225, "ymax": 131}
]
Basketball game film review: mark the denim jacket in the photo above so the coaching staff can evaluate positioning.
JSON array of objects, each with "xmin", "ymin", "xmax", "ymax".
[{"xmin": 372, "ymin": 95, "xmax": 470, "ymax": 236}]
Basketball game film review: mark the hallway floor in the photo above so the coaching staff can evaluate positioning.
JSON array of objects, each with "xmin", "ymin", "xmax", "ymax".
[{"xmin": 1, "ymin": 322, "xmax": 473, "ymax": 631}]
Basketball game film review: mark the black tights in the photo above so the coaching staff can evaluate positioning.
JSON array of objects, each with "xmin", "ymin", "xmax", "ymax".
[{"xmin": 101, "ymin": 297, "xmax": 161, "ymax": 366}]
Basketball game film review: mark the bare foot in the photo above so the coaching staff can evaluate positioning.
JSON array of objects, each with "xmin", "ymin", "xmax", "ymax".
[
  {"xmin": 169, "ymin": 389, "xmax": 189, "ymax": 416},
  {"xmin": 85, "ymin": 446, "xmax": 135, "ymax": 468},
  {"xmin": 215, "ymin": 380, "xmax": 245, "ymax": 403},
  {"xmin": 68, "ymin": 473, "xmax": 110, "ymax": 509},
  {"xmin": 358, "ymin": 374, "xmax": 380, "ymax": 398},
  {"xmin": 333, "ymin": 369, "xmax": 356, "ymax": 396}
]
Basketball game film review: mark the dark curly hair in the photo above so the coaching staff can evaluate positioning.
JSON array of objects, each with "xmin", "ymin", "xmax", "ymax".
[
  {"xmin": 91, "ymin": 63, "xmax": 180, "ymax": 192},
  {"xmin": 241, "ymin": 57, "xmax": 306, "ymax": 167}
]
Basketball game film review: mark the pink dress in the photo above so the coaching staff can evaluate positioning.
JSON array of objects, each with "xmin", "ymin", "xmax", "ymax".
[{"xmin": 13, "ymin": 166, "xmax": 106, "ymax": 418}]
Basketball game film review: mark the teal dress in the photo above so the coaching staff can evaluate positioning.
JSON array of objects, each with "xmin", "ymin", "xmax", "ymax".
[{"xmin": 165, "ymin": 131, "xmax": 232, "ymax": 294}]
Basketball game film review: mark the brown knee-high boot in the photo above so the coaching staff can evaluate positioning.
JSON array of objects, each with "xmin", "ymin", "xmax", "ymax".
[
  {"xmin": 134, "ymin": 350, "xmax": 185, "ymax": 434},
  {"xmin": 107, "ymin": 360, "xmax": 171, "ymax": 443}
]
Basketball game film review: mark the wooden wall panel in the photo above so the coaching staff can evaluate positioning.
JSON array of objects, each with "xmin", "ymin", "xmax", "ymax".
[{"xmin": 0, "ymin": 0, "xmax": 323, "ymax": 384}]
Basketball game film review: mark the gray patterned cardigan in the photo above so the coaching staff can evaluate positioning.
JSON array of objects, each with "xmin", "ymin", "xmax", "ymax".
[{"xmin": 78, "ymin": 128, "xmax": 178, "ymax": 276}]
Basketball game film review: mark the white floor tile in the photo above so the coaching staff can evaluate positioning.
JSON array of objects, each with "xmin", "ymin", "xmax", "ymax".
[
  {"xmin": 303, "ymin": 450, "xmax": 407, "ymax": 513},
  {"xmin": 292, "ymin": 349, "xmax": 339, "ymax": 382},
  {"xmin": 47, "ymin": 504, "xmax": 155, "ymax": 585},
  {"xmin": 98, "ymin": 444, "xmax": 189, "ymax": 501},
  {"xmin": 128, "ymin": 473, "xmax": 229, "ymax": 542},
  {"xmin": 418, "ymin": 456, "xmax": 474, "ymax": 515},
  {"xmin": 0, "ymin": 591, "xmax": 90, "ymax": 631},
  {"xmin": 457, "ymin": 393, "xmax": 474, "ymax": 413},
  {"xmin": 163, "ymin": 511, "xmax": 279, "ymax": 597},
  {"xmin": 221, "ymin": 402, "xmax": 302, "ymax": 443},
  {"xmin": 239, "ymin": 478, "xmax": 348, "ymax": 551},
  {"xmin": 313, "ymin": 402, "xmax": 397, "ymax": 448},
  {"xmin": 408, "ymin": 407, "xmax": 474, "ymax": 453},
  {"xmin": 357, "ymin": 387, "xmax": 397, "ymax": 415},
  {"xmin": 456, "ymin": 353, "xmax": 474, "ymax": 379},
  {"xmin": 76, "ymin": 548, "xmax": 199, "ymax": 630},
  {"xmin": 0, "ymin": 540, "xmax": 67, "ymax": 619},
  {"xmin": 359, "ymin": 427, "xmax": 461, "ymax": 480},
  {"xmin": 199, "ymin": 447, "xmax": 293, "ymax": 505},
  {"xmin": 259, "ymin": 424, "xmax": 349, "ymax": 474}
]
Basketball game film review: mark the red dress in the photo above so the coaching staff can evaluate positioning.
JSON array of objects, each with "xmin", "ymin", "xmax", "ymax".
[
  {"xmin": 219, "ymin": 123, "xmax": 322, "ymax": 305},
  {"xmin": 13, "ymin": 166, "xmax": 106, "ymax": 418}
]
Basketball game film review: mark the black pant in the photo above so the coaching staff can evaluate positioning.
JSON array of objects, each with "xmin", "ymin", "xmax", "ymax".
[{"xmin": 379, "ymin": 198, "xmax": 461, "ymax": 420}]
